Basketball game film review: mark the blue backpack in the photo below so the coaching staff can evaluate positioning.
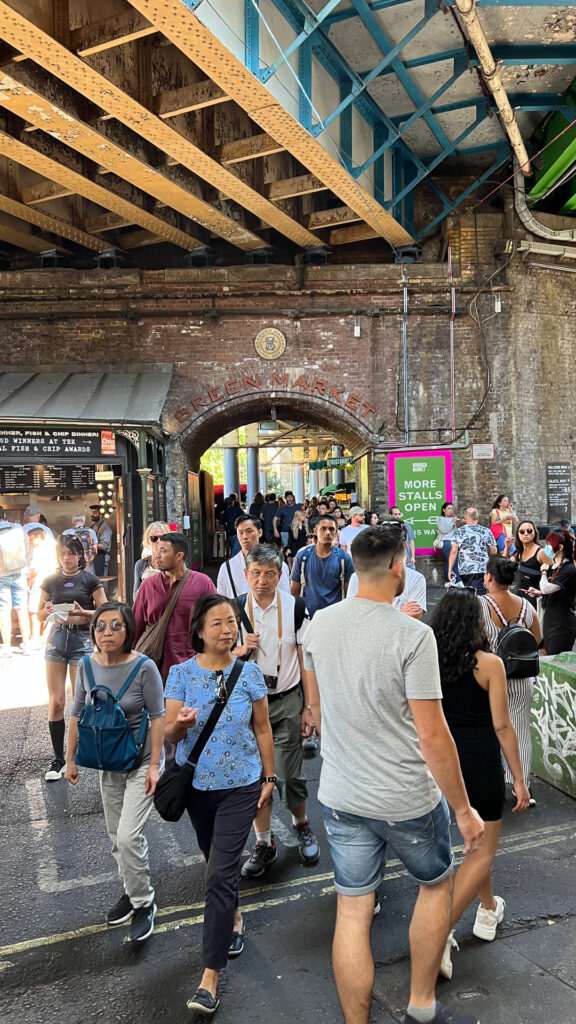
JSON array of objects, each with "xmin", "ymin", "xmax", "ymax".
[{"xmin": 76, "ymin": 655, "xmax": 149, "ymax": 772}]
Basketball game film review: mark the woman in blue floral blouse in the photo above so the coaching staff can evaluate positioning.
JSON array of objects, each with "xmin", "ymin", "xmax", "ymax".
[{"xmin": 164, "ymin": 594, "xmax": 275, "ymax": 1017}]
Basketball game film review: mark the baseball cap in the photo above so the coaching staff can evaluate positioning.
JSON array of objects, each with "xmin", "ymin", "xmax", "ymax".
[
  {"xmin": 88, "ymin": 504, "xmax": 102, "ymax": 511},
  {"xmin": 25, "ymin": 505, "xmax": 41, "ymax": 516},
  {"xmin": 348, "ymin": 505, "xmax": 365, "ymax": 516}
]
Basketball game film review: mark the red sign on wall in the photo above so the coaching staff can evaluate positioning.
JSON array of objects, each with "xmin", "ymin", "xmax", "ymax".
[{"xmin": 100, "ymin": 430, "xmax": 116, "ymax": 455}]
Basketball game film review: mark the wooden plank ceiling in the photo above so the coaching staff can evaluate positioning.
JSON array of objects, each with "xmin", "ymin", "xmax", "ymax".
[{"xmin": 0, "ymin": 0, "xmax": 411, "ymax": 265}]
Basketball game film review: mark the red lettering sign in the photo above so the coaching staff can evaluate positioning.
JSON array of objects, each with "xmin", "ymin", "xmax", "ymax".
[
  {"xmin": 361, "ymin": 403, "xmax": 376, "ymax": 419},
  {"xmin": 292, "ymin": 375, "xmax": 309, "ymax": 390},
  {"xmin": 345, "ymin": 393, "xmax": 361, "ymax": 412},
  {"xmin": 328, "ymin": 386, "xmax": 344, "ymax": 403},
  {"xmin": 208, "ymin": 386, "xmax": 223, "ymax": 403},
  {"xmin": 191, "ymin": 395, "xmax": 208, "ymax": 412},
  {"xmin": 225, "ymin": 380, "xmax": 241, "ymax": 396},
  {"xmin": 243, "ymin": 375, "xmax": 260, "ymax": 390},
  {"xmin": 272, "ymin": 372, "xmax": 289, "ymax": 388},
  {"xmin": 311, "ymin": 378, "xmax": 327, "ymax": 396},
  {"xmin": 174, "ymin": 406, "xmax": 192, "ymax": 423}
]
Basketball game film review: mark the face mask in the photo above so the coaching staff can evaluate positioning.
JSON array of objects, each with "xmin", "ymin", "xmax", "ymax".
[{"xmin": 543, "ymin": 544, "xmax": 554, "ymax": 558}]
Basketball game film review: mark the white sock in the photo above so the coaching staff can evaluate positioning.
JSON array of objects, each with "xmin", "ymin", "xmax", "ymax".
[
  {"xmin": 407, "ymin": 1002, "xmax": 436, "ymax": 1023},
  {"xmin": 255, "ymin": 830, "xmax": 271, "ymax": 846},
  {"xmin": 291, "ymin": 814, "xmax": 307, "ymax": 827}
]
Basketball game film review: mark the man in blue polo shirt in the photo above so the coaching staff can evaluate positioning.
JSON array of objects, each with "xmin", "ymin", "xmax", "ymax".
[
  {"xmin": 290, "ymin": 515, "xmax": 354, "ymax": 618},
  {"xmin": 273, "ymin": 491, "xmax": 302, "ymax": 549}
]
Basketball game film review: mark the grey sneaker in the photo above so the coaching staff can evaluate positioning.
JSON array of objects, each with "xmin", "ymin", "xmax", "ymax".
[
  {"xmin": 241, "ymin": 836, "xmax": 277, "ymax": 878},
  {"xmin": 293, "ymin": 820, "xmax": 320, "ymax": 866},
  {"xmin": 405, "ymin": 1002, "xmax": 479, "ymax": 1024}
]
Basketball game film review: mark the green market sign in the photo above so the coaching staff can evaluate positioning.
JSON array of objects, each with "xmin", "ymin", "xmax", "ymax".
[
  {"xmin": 388, "ymin": 449, "xmax": 453, "ymax": 555},
  {"xmin": 309, "ymin": 457, "xmax": 353, "ymax": 470}
]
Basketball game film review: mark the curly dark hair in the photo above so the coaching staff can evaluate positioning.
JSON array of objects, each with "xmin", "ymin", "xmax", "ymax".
[{"xmin": 429, "ymin": 589, "xmax": 490, "ymax": 689}]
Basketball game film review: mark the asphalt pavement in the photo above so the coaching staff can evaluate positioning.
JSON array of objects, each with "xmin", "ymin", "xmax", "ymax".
[{"xmin": 1, "ymin": 642, "xmax": 576, "ymax": 1024}]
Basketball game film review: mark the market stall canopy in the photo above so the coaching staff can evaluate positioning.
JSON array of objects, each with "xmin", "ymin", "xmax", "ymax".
[{"xmin": 0, "ymin": 369, "xmax": 173, "ymax": 426}]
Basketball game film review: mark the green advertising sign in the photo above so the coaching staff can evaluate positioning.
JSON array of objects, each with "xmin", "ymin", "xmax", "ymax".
[{"xmin": 388, "ymin": 449, "xmax": 453, "ymax": 555}]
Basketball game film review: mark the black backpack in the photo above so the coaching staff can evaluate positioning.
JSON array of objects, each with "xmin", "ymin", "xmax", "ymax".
[{"xmin": 484, "ymin": 595, "xmax": 540, "ymax": 679}]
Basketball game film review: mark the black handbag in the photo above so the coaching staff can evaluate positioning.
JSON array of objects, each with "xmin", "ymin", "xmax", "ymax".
[{"xmin": 154, "ymin": 659, "xmax": 243, "ymax": 821}]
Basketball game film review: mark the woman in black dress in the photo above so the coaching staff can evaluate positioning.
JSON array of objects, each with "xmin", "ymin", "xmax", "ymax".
[
  {"xmin": 527, "ymin": 528, "xmax": 576, "ymax": 654},
  {"xmin": 430, "ymin": 589, "xmax": 529, "ymax": 979},
  {"xmin": 37, "ymin": 535, "xmax": 107, "ymax": 782},
  {"xmin": 512, "ymin": 520, "xmax": 552, "ymax": 608}
]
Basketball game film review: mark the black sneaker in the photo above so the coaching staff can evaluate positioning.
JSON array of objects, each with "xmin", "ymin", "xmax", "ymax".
[
  {"xmin": 107, "ymin": 894, "xmax": 134, "ymax": 926},
  {"xmin": 186, "ymin": 988, "xmax": 220, "ymax": 1015},
  {"xmin": 405, "ymin": 1001, "xmax": 479, "ymax": 1024},
  {"xmin": 44, "ymin": 759, "xmax": 65, "ymax": 782},
  {"xmin": 293, "ymin": 820, "xmax": 320, "ymax": 866},
  {"xmin": 241, "ymin": 836, "xmax": 277, "ymax": 878},
  {"xmin": 228, "ymin": 922, "xmax": 245, "ymax": 959},
  {"xmin": 130, "ymin": 902, "xmax": 156, "ymax": 942}
]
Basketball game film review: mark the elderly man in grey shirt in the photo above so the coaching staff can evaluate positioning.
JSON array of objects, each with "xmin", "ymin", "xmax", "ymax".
[{"xmin": 303, "ymin": 524, "xmax": 484, "ymax": 1024}]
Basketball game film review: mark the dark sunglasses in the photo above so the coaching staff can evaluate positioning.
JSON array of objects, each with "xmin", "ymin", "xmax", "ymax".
[
  {"xmin": 149, "ymin": 535, "xmax": 163, "ymax": 542},
  {"xmin": 518, "ymin": 528, "xmax": 534, "ymax": 535},
  {"xmin": 214, "ymin": 670, "xmax": 228, "ymax": 704}
]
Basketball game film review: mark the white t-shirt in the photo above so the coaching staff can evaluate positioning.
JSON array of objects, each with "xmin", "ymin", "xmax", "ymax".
[
  {"xmin": 303, "ymin": 599, "xmax": 442, "ymax": 820},
  {"xmin": 346, "ymin": 567, "xmax": 427, "ymax": 611},
  {"xmin": 217, "ymin": 550, "xmax": 290, "ymax": 599},
  {"xmin": 339, "ymin": 523, "xmax": 368, "ymax": 554},
  {"xmin": 238, "ymin": 589, "xmax": 308, "ymax": 694}
]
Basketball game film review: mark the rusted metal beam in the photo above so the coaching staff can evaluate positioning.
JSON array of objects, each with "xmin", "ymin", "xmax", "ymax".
[
  {"xmin": 0, "ymin": 191, "xmax": 108, "ymax": 251},
  {"xmin": 0, "ymin": 71, "xmax": 262, "ymax": 251},
  {"xmin": 0, "ymin": 215, "xmax": 69, "ymax": 253},
  {"xmin": 218, "ymin": 133, "xmax": 284, "ymax": 165},
  {"xmin": 0, "ymin": 130, "xmax": 204, "ymax": 250},
  {"xmin": 154, "ymin": 79, "xmax": 229, "ymax": 118},
  {"xmin": 124, "ymin": 0, "xmax": 413, "ymax": 247},
  {"xmin": 0, "ymin": 2, "xmax": 320, "ymax": 249},
  {"xmin": 307, "ymin": 206, "xmax": 361, "ymax": 230},
  {"xmin": 85, "ymin": 212, "xmax": 135, "ymax": 233},
  {"xmin": 21, "ymin": 180, "xmax": 75, "ymax": 204},
  {"xmin": 329, "ymin": 223, "xmax": 380, "ymax": 245},
  {"xmin": 121, "ymin": 228, "xmax": 162, "ymax": 248},
  {"xmin": 70, "ymin": 9, "xmax": 156, "ymax": 57},
  {"xmin": 265, "ymin": 174, "xmax": 328, "ymax": 201}
]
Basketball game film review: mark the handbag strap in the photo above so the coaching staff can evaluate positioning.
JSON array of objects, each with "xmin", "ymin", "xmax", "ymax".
[
  {"xmin": 81, "ymin": 654, "xmax": 148, "ymax": 702},
  {"xmin": 184, "ymin": 659, "xmax": 244, "ymax": 769},
  {"xmin": 160, "ymin": 569, "xmax": 191, "ymax": 626},
  {"xmin": 225, "ymin": 559, "xmax": 239, "ymax": 600}
]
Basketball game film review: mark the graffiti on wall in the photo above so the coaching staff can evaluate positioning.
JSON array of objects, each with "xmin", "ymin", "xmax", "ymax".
[{"xmin": 532, "ymin": 668, "xmax": 576, "ymax": 788}]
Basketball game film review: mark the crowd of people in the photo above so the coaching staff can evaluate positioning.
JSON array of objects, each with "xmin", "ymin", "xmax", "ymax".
[{"xmin": 1, "ymin": 487, "xmax": 576, "ymax": 1022}]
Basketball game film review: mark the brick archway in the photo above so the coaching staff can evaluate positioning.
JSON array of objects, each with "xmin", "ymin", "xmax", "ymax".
[{"xmin": 173, "ymin": 388, "xmax": 376, "ymax": 469}]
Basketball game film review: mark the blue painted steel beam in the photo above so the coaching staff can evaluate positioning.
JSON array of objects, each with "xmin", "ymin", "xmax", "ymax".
[
  {"xmin": 362, "ymin": 44, "xmax": 576, "ymax": 79},
  {"xmin": 391, "ymin": 93, "xmax": 576, "ymax": 123},
  {"xmin": 259, "ymin": 0, "xmax": 343, "ymax": 83},
  {"xmin": 414, "ymin": 144, "xmax": 509, "ymax": 242},
  {"xmin": 298, "ymin": 38, "xmax": 313, "ymax": 129},
  {"xmin": 324, "ymin": 0, "xmax": 576, "ymax": 26},
  {"xmin": 245, "ymin": 0, "xmax": 260, "ymax": 75}
]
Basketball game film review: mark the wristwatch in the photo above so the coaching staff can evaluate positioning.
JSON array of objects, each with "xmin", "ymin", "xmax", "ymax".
[
  {"xmin": 262, "ymin": 775, "xmax": 277, "ymax": 783},
  {"xmin": 303, "ymin": 704, "xmax": 312, "ymax": 711}
]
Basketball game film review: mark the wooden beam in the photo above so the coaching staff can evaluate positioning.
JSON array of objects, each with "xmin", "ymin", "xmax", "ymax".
[
  {"xmin": 0, "ymin": 192, "xmax": 108, "ymax": 251},
  {"xmin": 329, "ymin": 224, "xmax": 380, "ymax": 246},
  {"xmin": 265, "ymin": 174, "xmax": 328, "ymax": 201},
  {"xmin": 307, "ymin": 206, "xmax": 361, "ymax": 230},
  {"xmin": 125, "ymin": 0, "xmax": 413, "ymax": 247},
  {"xmin": 85, "ymin": 212, "xmax": 135, "ymax": 233},
  {"xmin": 0, "ymin": 4, "xmax": 320, "ymax": 249},
  {"xmin": 218, "ymin": 133, "xmax": 284, "ymax": 166},
  {"xmin": 121, "ymin": 228, "xmax": 162, "ymax": 248},
  {"xmin": 154, "ymin": 80, "xmax": 229, "ymax": 118},
  {"xmin": 21, "ymin": 180, "xmax": 75, "ymax": 204},
  {"xmin": 0, "ymin": 215, "xmax": 70, "ymax": 254},
  {"xmin": 0, "ymin": 70, "xmax": 262, "ymax": 251},
  {"xmin": 70, "ymin": 10, "xmax": 155, "ymax": 57},
  {"xmin": 0, "ymin": 131, "xmax": 204, "ymax": 250}
]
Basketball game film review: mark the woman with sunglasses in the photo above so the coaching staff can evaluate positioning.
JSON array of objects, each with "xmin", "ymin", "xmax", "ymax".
[
  {"xmin": 65, "ymin": 602, "xmax": 165, "ymax": 942},
  {"xmin": 164, "ymin": 594, "xmax": 275, "ymax": 1016},
  {"xmin": 133, "ymin": 521, "xmax": 170, "ymax": 599},
  {"xmin": 512, "ymin": 521, "xmax": 552, "ymax": 609},
  {"xmin": 430, "ymin": 588, "xmax": 530, "ymax": 980}
]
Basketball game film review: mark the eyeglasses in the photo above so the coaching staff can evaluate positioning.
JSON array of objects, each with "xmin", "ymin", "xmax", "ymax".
[
  {"xmin": 214, "ymin": 670, "xmax": 228, "ymax": 704},
  {"xmin": 518, "ymin": 529, "xmax": 534, "ymax": 535},
  {"xmin": 94, "ymin": 620, "xmax": 126, "ymax": 633},
  {"xmin": 247, "ymin": 570, "xmax": 279, "ymax": 581}
]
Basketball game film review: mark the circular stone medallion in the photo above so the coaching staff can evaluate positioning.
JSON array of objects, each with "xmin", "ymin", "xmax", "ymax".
[{"xmin": 254, "ymin": 327, "xmax": 287, "ymax": 360}]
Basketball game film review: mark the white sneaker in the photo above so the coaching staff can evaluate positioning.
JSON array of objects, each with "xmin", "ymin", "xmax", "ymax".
[
  {"xmin": 473, "ymin": 895, "xmax": 505, "ymax": 940},
  {"xmin": 45, "ymin": 759, "xmax": 65, "ymax": 782},
  {"xmin": 444, "ymin": 581, "xmax": 451, "ymax": 588},
  {"xmin": 439, "ymin": 930, "xmax": 459, "ymax": 979}
]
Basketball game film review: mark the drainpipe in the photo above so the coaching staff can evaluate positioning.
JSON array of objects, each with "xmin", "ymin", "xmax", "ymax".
[{"xmin": 453, "ymin": 0, "xmax": 531, "ymax": 175}]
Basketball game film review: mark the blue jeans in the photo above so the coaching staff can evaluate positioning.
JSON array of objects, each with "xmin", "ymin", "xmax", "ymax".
[
  {"xmin": 0, "ymin": 571, "xmax": 26, "ymax": 611},
  {"xmin": 460, "ymin": 572, "xmax": 487, "ymax": 596},
  {"xmin": 320, "ymin": 796, "xmax": 453, "ymax": 896},
  {"xmin": 45, "ymin": 626, "xmax": 93, "ymax": 665},
  {"xmin": 442, "ymin": 541, "xmax": 460, "ymax": 582}
]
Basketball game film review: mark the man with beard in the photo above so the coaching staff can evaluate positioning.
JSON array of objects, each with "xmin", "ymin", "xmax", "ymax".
[{"xmin": 303, "ymin": 524, "xmax": 484, "ymax": 1024}]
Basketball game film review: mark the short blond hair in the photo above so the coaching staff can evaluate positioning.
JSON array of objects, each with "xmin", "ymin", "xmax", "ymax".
[{"xmin": 142, "ymin": 520, "xmax": 170, "ymax": 555}]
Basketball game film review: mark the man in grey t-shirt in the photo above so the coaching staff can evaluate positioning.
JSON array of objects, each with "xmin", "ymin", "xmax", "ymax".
[{"xmin": 303, "ymin": 524, "xmax": 484, "ymax": 1024}]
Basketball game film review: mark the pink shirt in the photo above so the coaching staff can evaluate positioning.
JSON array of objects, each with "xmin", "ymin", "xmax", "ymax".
[{"xmin": 133, "ymin": 569, "xmax": 216, "ymax": 679}]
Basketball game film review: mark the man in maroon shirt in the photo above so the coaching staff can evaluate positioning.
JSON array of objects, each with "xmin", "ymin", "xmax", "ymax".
[{"xmin": 133, "ymin": 532, "xmax": 215, "ymax": 680}]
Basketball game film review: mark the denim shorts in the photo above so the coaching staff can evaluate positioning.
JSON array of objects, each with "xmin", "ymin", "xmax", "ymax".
[
  {"xmin": 45, "ymin": 626, "xmax": 93, "ymax": 665},
  {"xmin": 320, "ymin": 796, "xmax": 454, "ymax": 896},
  {"xmin": 0, "ymin": 571, "xmax": 26, "ymax": 611}
]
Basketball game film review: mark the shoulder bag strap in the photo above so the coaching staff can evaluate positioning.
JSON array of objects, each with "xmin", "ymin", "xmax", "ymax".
[
  {"xmin": 116, "ymin": 655, "xmax": 149, "ymax": 702},
  {"xmin": 226, "ymin": 559, "xmax": 239, "ymax": 600},
  {"xmin": 236, "ymin": 593, "xmax": 255, "ymax": 638},
  {"xmin": 339, "ymin": 550, "xmax": 346, "ymax": 600},
  {"xmin": 146, "ymin": 569, "xmax": 191, "ymax": 646},
  {"xmin": 483, "ymin": 594, "xmax": 509, "ymax": 627},
  {"xmin": 82, "ymin": 654, "xmax": 96, "ymax": 690},
  {"xmin": 185, "ymin": 659, "xmax": 244, "ymax": 769}
]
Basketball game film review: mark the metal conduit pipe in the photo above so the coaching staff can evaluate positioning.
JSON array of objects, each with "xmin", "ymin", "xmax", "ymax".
[
  {"xmin": 453, "ymin": 0, "xmax": 531, "ymax": 175},
  {"xmin": 513, "ymin": 157, "xmax": 576, "ymax": 240}
]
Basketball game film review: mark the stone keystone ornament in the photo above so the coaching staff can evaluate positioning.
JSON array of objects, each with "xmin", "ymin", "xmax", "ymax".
[{"xmin": 254, "ymin": 327, "xmax": 286, "ymax": 360}]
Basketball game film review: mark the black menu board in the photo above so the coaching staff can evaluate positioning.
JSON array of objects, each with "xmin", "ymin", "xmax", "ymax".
[
  {"xmin": 0, "ymin": 466, "xmax": 42, "ymax": 491},
  {"xmin": 547, "ymin": 463, "xmax": 572, "ymax": 524},
  {"xmin": 42, "ymin": 466, "xmax": 96, "ymax": 490}
]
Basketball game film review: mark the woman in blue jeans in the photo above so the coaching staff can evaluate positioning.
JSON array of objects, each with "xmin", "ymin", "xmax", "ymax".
[
  {"xmin": 37, "ymin": 535, "xmax": 106, "ymax": 782},
  {"xmin": 164, "ymin": 594, "xmax": 275, "ymax": 1017},
  {"xmin": 435, "ymin": 501, "xmax": 461, "ymax": 585}
]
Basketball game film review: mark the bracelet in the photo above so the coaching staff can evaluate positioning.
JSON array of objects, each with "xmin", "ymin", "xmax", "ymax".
[
  {"xmin": 261, "ymin": 775, "xmax": 277, "ymax": 784},
  {"xmin": 303, "ymin": 704, "xmax": 312, "ymax": 711}
]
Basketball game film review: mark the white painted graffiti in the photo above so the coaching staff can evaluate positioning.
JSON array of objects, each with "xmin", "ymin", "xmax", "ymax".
[{"xmin": 532, "ymin": 668, "xmax": 576, "ymax": 786}]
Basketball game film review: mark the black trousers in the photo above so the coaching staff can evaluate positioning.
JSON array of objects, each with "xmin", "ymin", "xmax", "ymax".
[{"xmin": 186, "ymin": 780, "xmax": 261, "ymax": 970}]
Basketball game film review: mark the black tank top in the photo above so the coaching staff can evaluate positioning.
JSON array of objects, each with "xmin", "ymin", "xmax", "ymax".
[
  {"xmin": 442, "ymin": 668, "xmax": 500, "ymax": 758},
  {"xmin": 518, "ymin": 550, "xmax": 542, "ymax": 608}
]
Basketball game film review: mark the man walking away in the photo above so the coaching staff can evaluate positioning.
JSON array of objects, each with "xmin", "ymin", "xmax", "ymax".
[
  {"xmin": 0, "ymin": 507, "xmax": 30, "ymax": 657},
  {"xmin": 273, "ymin": 491, "xmax": 302, "ymax": 549},
  {"xmin": 303, "ymin": 524, "xmax": 484, "ymax": 1024}
]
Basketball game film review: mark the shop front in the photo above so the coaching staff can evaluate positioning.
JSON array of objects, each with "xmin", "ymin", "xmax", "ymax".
[{"xmin": 0, "ymin": 369, "xmax": 172, "ymax": 600}]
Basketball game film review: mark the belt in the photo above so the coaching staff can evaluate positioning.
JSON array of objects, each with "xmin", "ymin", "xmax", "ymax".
[
  {"xmin": 267, "ymin": 684, "xmax": 300, "ymax": 703},
  {"xmin": 56, "ymin": 623, "xmax": 88, "ymax": 632}
]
